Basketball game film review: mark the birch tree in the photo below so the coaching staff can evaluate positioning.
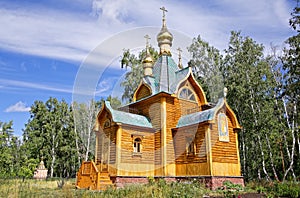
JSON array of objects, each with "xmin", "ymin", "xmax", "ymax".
[
  {"xmin": 223, "ymin": 31, "xmax": 281, "ymax": 181},
  {"xmin": 280, "ymin": 3, "xmax": 300, "ymax": 180},
  {"xmin": 72, "ymin": 100, "xmax": 101, "ymax": 162},
  {"xmin": 24, "ymin": 97, "xmax": 78, "ymax": 178}
]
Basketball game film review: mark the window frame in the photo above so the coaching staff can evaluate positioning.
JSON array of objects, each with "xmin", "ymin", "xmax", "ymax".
[
  {"xmin": 178, "ymin": 87, "xmax": 197, "ymax": 102},
  {"xmin": 133, "ymin": 137, "xmax": 142, "ymax": 153},
  {"xmin": 131, "ymin": 135, "xmax": 144, "ymax": 157}
]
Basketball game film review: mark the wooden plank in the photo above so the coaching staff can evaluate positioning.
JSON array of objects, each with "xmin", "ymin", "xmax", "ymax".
[
  {"xmin": 176, "ymin": 162, "xmax": 209, "ymax": 176},
  {"xmin": 212, "ymin": 162, "xmax": 241, "ymax": 176},
  {"xmin": 210, "ymin": 113, "xmax": 238, "ymax": 163},
  {"xmin": 136, "ymin": 84, "xmax": 151, "ymax": 101}
]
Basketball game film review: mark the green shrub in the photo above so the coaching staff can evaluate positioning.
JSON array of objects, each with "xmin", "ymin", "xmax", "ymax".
[
  {"xmin": 218, "ymin": 180, "xmax": 244, "ymax": 198},
  {"xmin": 272, "ymin": 182, "xmax": 300, "ymax": 198}
]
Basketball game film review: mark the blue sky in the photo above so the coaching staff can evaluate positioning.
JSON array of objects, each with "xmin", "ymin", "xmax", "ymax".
[{"xmin": 0, "ymin": 0, "xmax": 296, "ymax": 137}]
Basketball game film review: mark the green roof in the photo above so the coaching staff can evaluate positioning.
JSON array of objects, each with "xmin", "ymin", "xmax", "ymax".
[
  {"xmin": 143, "ymin": 55, "xmax": 191, "ymax": 96},
  {"xmin": 104, "ymin": 101, "xmax": 153, "ymax": 128},
  {"xmin": 176, "ymin": 98, "xmax": 224, "ymax": 128}
]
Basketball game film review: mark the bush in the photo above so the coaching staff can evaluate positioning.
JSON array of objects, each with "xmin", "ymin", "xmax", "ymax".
[
  {"xmin": 218, "ymin": 180, "xmax": 244, "ymax": 198},
  {"xmin": 271, "ymin": 182, "xmax": 300, "ymax": 198}
]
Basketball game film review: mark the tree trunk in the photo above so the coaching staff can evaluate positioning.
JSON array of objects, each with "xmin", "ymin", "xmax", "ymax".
[
  {"xmin": 74, "ymin": 125, "xmax": 82, "ymax": 166},
  {"xmin": 241, "ymin": 128, "xmax": 246, "ymax": 178},
  {"xmin": 246, "ymin": 72, "xmax": 271, "ymax": 181},
  {"xmin": 283, "ymin": 101, "xmax": 296, "ymax": 181},
  {"xmin": 270, "ymin": 59, "xmax": 296, "ymax": 180},
  {"xmin": 84, "ymin": 101, "xmax": 96, "ymax": 161},
  {"xmin": 50, "ymin": 133, "xmax": 55, "ymax": 178},
  {"xmin": 265, "ymin": 134, "xmax": 279, "ymax": 181},
  {"xmin": 257, "ymin": 135, "xmax": 271, "ymax": 181}
]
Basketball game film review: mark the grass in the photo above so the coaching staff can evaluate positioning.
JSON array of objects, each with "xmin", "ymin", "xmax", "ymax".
[
  {"xmin": 0, "ymin": 178, "xmax": 214, "ymax": 198},
  {"xmin": 0, "ymin": 178, "xmax": 299, "ymax": 198}
]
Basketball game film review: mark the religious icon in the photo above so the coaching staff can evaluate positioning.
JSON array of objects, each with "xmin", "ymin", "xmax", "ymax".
[{"xmin": 218, "ymin": 113, "xmax": 229, "ymax": 142}]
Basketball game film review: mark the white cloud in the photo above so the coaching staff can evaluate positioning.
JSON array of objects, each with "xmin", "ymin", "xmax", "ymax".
[
  {"xmin": 5, "ymin": 101, "xmax": 30, "ymax": 112},
  {"xmin": 0, "ymin": 0, "xmax": 294, "ymax": 65},
  {"xmin": 0, "ymin": 79, "xmax": 73, "ymax": 94},
  {"xmin": 0, "ymin": 4, "xmax": 126, "ymax": 63},
  {"xmin": 95, "ymin": 77, "xmax": 118, "ymax": 95},
  {"xmin": 92, "ymin": 0, "xmax": 130, "ymax": 24}
]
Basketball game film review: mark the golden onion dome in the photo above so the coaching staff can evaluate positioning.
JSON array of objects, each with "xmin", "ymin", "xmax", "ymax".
[
  {"xmin": 143, "ymin": 34, "xmax": 154, "ymax": 64},
  {"xmin": 143, "ymin": 54, "xmax": 153, "ymax": 63},
  {"xmin": 157, "ymin": 26, "xmax": 173, "ymax": 47}
]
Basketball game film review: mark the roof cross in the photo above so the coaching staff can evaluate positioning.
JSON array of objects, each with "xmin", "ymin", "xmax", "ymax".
[
  {"xmin": 144, "ymin": 34, "xmax": 151, "ymax": 48},
  {"xmin": 160, "ymin": 7, "xmax": 168, "ymax": 18},
  {"xmin": 177, "ymin": 47, "xmax": 183, "ymax": 69},
  {"xmin": 177, "ymin": 47, "xmax": 182, "ymax": 55},
  {"xmin": 160, "ymin": 7, "xmax": 168, "ymax": 27}
]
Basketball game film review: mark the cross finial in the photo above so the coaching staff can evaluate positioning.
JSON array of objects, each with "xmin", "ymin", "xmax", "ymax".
[
  {"xmin": 177, "ymin": 47, "xmax": 183, "ymax": 69},
  {"xmin": 177, "ymin": 47, "xmax": 182, "ymax": 55},
  {"xmin": 160, "ymin": 7, "xmax": 168, "ymax": 27},
  {"xmin": 144, "ymin": 34, "xmax": 150, "ymax": 48},
  {"xmin": 160, "ymin": 7, "xmax": 168, "ymax": 18}
]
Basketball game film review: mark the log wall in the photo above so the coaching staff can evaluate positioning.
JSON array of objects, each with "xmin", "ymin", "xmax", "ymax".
[
  {"xmin": 120, "ymin": 127, "xmax": 155, "ymax": 164},
  {"xmin": 129, "ymin": 97, "xmax": 161, "ymax": 131},
  {"xmin": 211, "ymin": 112, "xmax": 238, "ymax": 164},
  {"xmin": 136, "ymin": 84, "xmax": 151, "ymax": 101}
]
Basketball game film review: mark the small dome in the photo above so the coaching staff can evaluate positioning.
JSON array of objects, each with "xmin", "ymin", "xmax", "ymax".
[{"xmin": 143, "ymin": 54, "xmax": 153, "ymax": 63}]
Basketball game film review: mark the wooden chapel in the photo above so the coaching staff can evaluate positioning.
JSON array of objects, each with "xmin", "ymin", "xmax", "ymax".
[{"xmin": 76, "ymin": 7, "xmax": 244, "ymax": 190}]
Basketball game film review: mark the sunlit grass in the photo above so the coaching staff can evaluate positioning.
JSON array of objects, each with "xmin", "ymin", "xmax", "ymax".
[{"xmin": 1, "ymin": 178, "xmax": 299, "ymax": 198}]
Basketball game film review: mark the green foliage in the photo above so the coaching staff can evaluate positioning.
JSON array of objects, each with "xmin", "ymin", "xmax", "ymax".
[
  {"xmin": 289, "ymin": 5, "xmax": 300, "ymax": 32},
  {"xmin": 222, "ymin": 31, "xmax": 284, "ymax": 181},
  {"xmin": 147, "ymin": 176, "xmax": 154, "ymax": 185},
  {"xmin": 247, "ymin": 181, "xmax": 300, "ymax": 198},
  {"xmin": 106, "ymin": 95, "xmax": 121, "ymax": 109},
  {"xmin": 101, "ymin": 179, "xmax": 209, "ymax": 198},
  {"xmin": 188, "ymin": 35, "xmax": 224, "ymax": 102},
  {"xmin": 217, "ymin": 181, "xmax": 243, "ymax": 198},
  {"xmin": 23, "ymin": 97, "xmax": 79, "ymax": 178},
  {"xmin": 271, "ymin": 182, "xmax": 300, "ymax": 198},
  {"xmin": 5, "ymin": 178, "xmax": 300, "ymax": 198},
  {"xmin": 0, "ymin": 120, "xmax": 25, "ymax": 178}
]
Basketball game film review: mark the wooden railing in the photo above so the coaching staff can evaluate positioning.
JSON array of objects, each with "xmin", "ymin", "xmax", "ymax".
[
  {"xmin": 76, "ymin": 161, "xmax": 99, "ymax": 190},
  {"xmin": 76, "ymin": 161, "xmax": 113, "ymax": 190}
]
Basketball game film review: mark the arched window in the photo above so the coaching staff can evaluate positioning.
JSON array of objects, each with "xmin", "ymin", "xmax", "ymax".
[
  {"xmin": 179, "ymin": 87, "xmax": 196, "ymax": 101},
  {"xmin": 133, "ymin": 138, "xmax": 142, "ymax": 153},
  {"xmin": 104, "ymin": 119, "xmax": 111, "ymax": 128}
]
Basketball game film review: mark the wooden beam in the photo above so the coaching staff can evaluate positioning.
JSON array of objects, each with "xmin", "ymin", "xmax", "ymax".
[
  {"xmin": 116, "ymin": 126, "xmax": 122, "ymax": 175},
  {"xmin": 161, "ymin": 97, "xmax": 167, "ymax": 176},
  {"xmin": 235, "ymin": 130, "xmax": 241, "ymax": 175},
  {"xmin": 206, "ymin": 124, "xmax": 213, "ymax": 176}
]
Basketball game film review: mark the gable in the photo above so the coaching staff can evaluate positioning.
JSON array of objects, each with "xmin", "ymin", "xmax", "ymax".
[
  {"xmin": 177, "ymin": 80, "xmax": 198, "ymax": 102},
  {"xmin": 134, "ymin": 83, "xmax": 152, "ymax": 101},
  {"xmin": 176, "ymin": 98, "xmax": 241, "ymax": 130},
  {"xmin": 95, "ymin": 101, "xmax": 153, "ymax": 131},
  {"xmin": 175, "ymin": 74, "xmax": 207, "ymax": 106}
]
